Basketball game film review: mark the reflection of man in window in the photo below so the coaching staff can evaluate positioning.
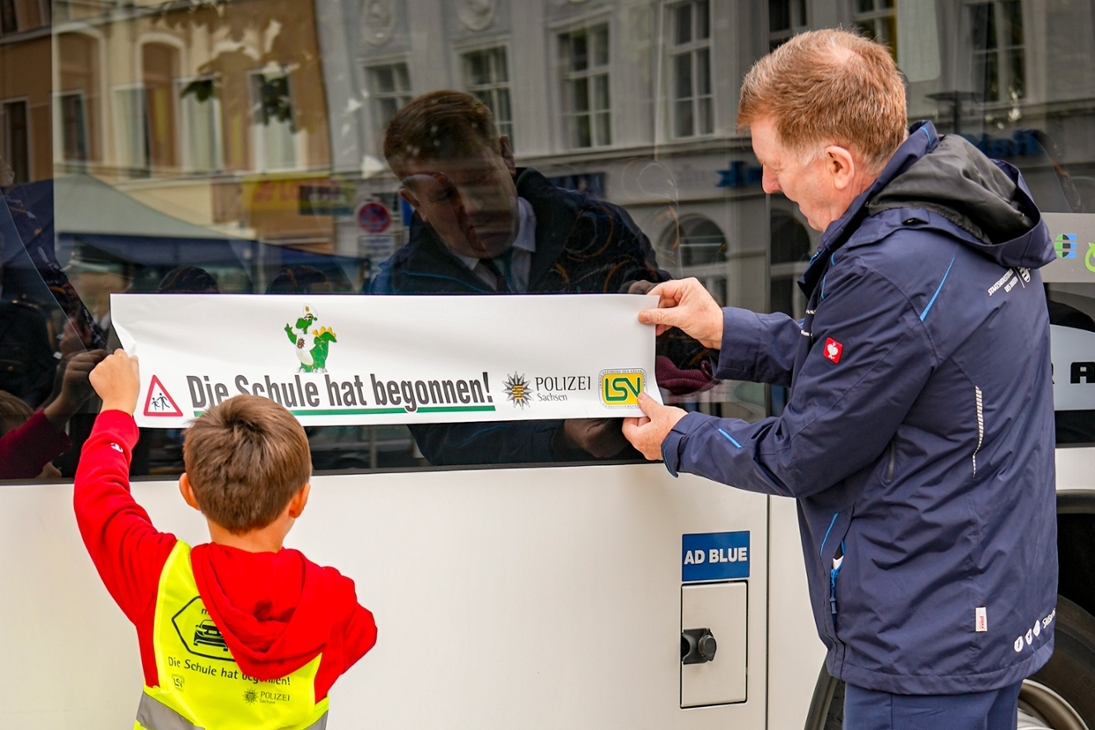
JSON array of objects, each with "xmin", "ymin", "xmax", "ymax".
[{"xmin": 373, "ymin": 91, "xmax": 707, "ymax": 465}]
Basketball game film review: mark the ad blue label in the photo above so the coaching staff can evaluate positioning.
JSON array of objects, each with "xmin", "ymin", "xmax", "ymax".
[{"xmin": 682, "ymin": 531, "xmax": 750, "ymax": 582}]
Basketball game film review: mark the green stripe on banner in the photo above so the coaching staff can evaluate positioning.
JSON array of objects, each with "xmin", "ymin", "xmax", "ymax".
[
  {"xmin": 417, "ymin": 406, "xmax": 496, "ymax": 413},
  {"xmin": 192, "ymin": 405, "xmax": 496, "ymax": 417}
]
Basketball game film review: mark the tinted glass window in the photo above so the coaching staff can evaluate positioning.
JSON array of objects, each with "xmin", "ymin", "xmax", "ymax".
[{"xmin": 2, "ymin": 0, "xmax": 1094, "ymax": 481}]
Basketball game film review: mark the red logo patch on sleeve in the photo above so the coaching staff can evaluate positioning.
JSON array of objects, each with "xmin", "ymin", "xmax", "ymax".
[{"xmin": 823, "ymin": 338, "xmax": 843, "ymax": 364}]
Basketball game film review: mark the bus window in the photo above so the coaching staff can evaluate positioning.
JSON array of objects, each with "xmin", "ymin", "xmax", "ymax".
[{"xmin": 0, "ymin": 0, "xmax": 1091, "ymax": 482}]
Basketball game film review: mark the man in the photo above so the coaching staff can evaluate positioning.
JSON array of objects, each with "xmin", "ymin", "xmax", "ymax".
[
  {"xmin": 374, "ymin": 91, "xmax": 711, "ymax": 466},
  {"xmin": 623, "ymin": 30, "xmax": 1056, "ymax": 729}
]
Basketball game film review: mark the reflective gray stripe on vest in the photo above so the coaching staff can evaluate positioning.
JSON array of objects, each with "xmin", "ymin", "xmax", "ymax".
[{"xmin": 136, "ymin": 693, "xmax": 328, "ymax": 730}]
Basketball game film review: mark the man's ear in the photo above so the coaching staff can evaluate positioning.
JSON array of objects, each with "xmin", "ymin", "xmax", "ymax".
[
  {"xmin": 824, "ymin": 144, "xmax": 857, "ymax": 191},
  {"xmin": 498, "ymin": 135, "xmax": 517, "ymax": 176},
  {"xmin": 399, "ymin": 187, "xmax": 425, "ymax": 223},
  {"xmin": 287, "ymin": 482, "xmax": 310, "ymax": 519},
  {"xmin": 179, "ymin": 473, "xmax": 201, "ymax": 512}
]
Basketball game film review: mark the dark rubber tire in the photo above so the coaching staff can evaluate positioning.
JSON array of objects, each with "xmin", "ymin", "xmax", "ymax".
[
  {"xmin": 1026, "ymin": 595, "xmax": 1095, "ymax": 727},
  {"xmin": 806, "ymin": 595, "xmax": 1095, "ymax": 730}
]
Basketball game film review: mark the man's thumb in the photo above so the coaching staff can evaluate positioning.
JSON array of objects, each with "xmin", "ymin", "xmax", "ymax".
[
  {"xmin": 637, "ymin": 391, "xmax": 660, "ymax": 417},
  {"xmin": 639, "ymin": 308, "xmax": 676, "ymax": 327}
]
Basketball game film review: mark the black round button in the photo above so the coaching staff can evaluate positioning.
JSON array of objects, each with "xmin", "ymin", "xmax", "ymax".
[{"xmin": 698, "ymin": 634, "xmax": 717, "ymax": 660}]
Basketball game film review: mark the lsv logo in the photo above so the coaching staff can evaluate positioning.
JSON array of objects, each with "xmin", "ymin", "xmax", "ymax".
[{"xmin": 599, "ymin": 369, "xmax": 644, "ymax": 407}]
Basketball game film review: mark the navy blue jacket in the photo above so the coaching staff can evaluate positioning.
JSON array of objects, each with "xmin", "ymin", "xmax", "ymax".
[{"xmin": 663, "ymin": 122, "xmax": 1058, "ymax": 694}]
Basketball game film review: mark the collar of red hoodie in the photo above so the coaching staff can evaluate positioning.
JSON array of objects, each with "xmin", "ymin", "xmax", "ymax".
[{"xmin": 190, "ymin": 542, "xmax": 335, "ymax": 680}]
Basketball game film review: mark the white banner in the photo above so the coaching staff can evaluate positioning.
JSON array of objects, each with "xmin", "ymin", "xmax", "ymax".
[{"xmin": 111, "ymin": 293, "xmax": 661, "ymax": 428}]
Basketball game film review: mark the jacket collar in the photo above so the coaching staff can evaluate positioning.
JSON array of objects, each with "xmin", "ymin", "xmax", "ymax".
[{"xmin": 799, "ymin": 121, "xmax": 940, "ymax": 297}]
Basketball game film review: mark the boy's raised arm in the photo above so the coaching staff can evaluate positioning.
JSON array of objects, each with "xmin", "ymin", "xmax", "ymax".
[{"xmin": 75, "ymin": 350, "xmax": 178, "ymax": 623}]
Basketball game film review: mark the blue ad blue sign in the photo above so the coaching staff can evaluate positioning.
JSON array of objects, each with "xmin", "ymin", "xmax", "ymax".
[{"xmin": 682, "ymin": 531, "xmax": 750, "ymax": 582}]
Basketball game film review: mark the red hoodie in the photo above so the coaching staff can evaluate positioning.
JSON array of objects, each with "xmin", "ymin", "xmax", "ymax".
[{"xmin": 74, "ymin": 410, "xmax": 377, "ymax": 701}]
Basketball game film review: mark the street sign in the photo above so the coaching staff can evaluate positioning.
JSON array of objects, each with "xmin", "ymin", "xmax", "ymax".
[{"xmin": 356, "ymin": 202, "xmax": 392, "ymax": 233}]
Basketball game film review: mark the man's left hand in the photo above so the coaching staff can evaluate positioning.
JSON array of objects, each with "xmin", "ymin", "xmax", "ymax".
[{"xmin": 622, "ymin": 393, "xmax": 688, "ymax": 460}]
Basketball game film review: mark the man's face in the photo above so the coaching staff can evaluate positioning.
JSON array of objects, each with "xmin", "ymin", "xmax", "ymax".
[
  {"xmin": 751, "ymin": 117, "xmax": 845, "ymax": 232},
  {"xmin": 400, "ymin": 139, "xmax": 519, "ymax": 259}
]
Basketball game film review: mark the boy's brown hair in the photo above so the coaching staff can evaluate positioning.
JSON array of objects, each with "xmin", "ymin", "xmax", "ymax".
[
  {"xmin": 183, "ymin": 395, "xmax": 311, "ymax": 534},
  {"xmin": 383, "ymin": 90, "xmax": 500, "ymax": 179},
  {"xmin": 0, "ymin": 390, "xmax": 33, "ymax": 436},
  {"xmin": 737, "ymin": 28, "xmax": 907, "ymax": 173}
]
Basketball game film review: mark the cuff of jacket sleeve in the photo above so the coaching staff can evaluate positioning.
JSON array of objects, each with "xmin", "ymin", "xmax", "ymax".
[
  {"xmin": 660, "ymin": 411, "xmax": 710, "ymax": 477},
  {"xmin": 715, "ymin": 307, "xmax": 765, "ymax": 381},
  {"xmin": 95, "ymin": 409, "xmax": 141, "ymax": 449}
]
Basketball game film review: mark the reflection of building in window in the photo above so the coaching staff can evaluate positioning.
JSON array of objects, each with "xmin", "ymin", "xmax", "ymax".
[
  {"xmin": 667, "ymin": 216, "xmax": 729, "ymax": 305},
  {"xmin": 113, "ymin": 86, "xmax": 148, "ymax": 173},
  {"xmin": 179, "ymin": 78, "xmax": 221, "ymax": 173},
  {"xmin": 678, "ymin": 216, "xmax": 726, "ymax": 267},
  {"xmin": 59, "ymin": 92, "xmax": 87, "ymax": 162},
  {"xmin": 854, "ymin": 0, "xmax": 896, "ymax": 58},
  {"xmin": 671, "ymin": 0, "xmax": 712, "ymax": 138},
  {"xmin": 463, "ymin": 48, "xmax": 513, "ymax": 146},
  {"xmin": 769, "ymin": 211, "xmax": 811, "ymax": 318},
  {"xmin": 59, "ymin": 33, "xmax": 99, "ymax": 164},
  {"xmin": 368, "ymin": 63, "xmax": 412, "ymax": 137},
  {"xmin": 768, "ymin": 0, "xmax": 807, "ymax": 51},
  {"xmin": 250, "ymin": 70, "xmax": 297, "ymax": 172},
  {"xmin": 1, "ymin": 0, "xmax": 17, "ymax": 34},
  {"xmin": 970, "ymin": 1, "xmax": 1025, "ymax": 103},
  {"xmin": 2, "ymin": 99, "xmax": 29, "ymax": 184},
  {"xmin": 143, "ymin": 43, "xmax": 178, "ymax": 170},
  {"xmin": 559, "ymin": 24, "xmax": 611, "ymax": 148}
]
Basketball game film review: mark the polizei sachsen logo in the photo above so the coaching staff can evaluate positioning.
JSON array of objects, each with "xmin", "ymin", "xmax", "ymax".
[{"xmin": 503, "ymin": 373, "xmax": 533, "ymax": 408}]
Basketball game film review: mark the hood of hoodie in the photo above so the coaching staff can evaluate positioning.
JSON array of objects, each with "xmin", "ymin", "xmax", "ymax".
[
  {"xmin": 801, "ymin": 122, "xmax": 1054, "ymax": 296},
  {"xmin": 190, "ymin": 543, "xmax": 336, "ymax": 680}
]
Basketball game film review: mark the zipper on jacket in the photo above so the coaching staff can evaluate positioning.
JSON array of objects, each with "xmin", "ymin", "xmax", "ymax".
[
  {"xmin": 819, "ymin": 512, "xmax": 839, "ymax": 558},
  {"xmin": 883, "ymin": 440, "xmax": 897, "ymax": 483},
  {"xmin": 830, "ymin": 540, "xmax": 845, "ymax": 617},
  {"xmin": 973, "ymin": 386, "xmax": 984, "ymax": 476}
]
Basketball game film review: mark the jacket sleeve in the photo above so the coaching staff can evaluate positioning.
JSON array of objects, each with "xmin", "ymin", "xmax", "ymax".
[
  {"xmin": 73, "ymin": 410, "xmax": 178, "ymax": 623},
  {"xmin": 341, "ymin": 597, "xmax": 378, "ymax": 673},
  {"xmin": 662, "ymin": 265, "xmax": 936, "ymax": 498},
  {"xmin": 715, "ymin": 308, "xmax": 804, "ymax": 386},
  {"xmin": 0, "ymin": 409, "xmax": 70, "ymax": 480}
]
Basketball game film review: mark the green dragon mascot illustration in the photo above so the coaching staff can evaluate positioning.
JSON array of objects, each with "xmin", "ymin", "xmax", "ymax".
[{"xmin": 284, "ymin": 304, "xmax": 337, "ymax": 373}]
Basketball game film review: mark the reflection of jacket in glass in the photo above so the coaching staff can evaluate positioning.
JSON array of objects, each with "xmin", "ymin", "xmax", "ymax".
[
  {"xmin": 0, "ymin": 298, "xmax": 56, "ymax": 407},
  {"xmin": 372, "ymin": 167, "xmax": 703, "ymax": 465}
]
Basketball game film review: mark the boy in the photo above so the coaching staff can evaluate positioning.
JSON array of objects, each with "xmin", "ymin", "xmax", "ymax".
[{"xmin": 75, "ymin": 350, "xmax": 377, "ymax": 729}]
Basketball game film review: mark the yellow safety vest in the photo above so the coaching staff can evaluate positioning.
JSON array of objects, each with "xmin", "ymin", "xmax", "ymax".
[{"xmin": 136, "ymin": 541, "xmax": 329, "ymax": 730}]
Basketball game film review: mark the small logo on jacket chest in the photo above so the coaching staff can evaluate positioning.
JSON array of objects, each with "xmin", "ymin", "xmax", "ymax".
[{"xmin": 823, "ymin": 338, "xmax": 843, "ymax": 364}]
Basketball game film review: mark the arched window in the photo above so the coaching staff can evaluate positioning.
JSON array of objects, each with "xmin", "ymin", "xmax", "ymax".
[
  {"xmin": 678, "ymin": 216, "xmax": 727, "ymax": 266},
  {"xmin": 58, "ymin": 33, "xmax": 100, "ymax": 163},
  {"xmin": 143, "ymin": 42, "xmax": 179, "ymax": 169},
  {"xmin": 770, "ymin": 209, "xmax": 810, "ymax": 265},
  {"xmin": 769, "ymin": 210, "xmax": 812, "ymax": 317}
]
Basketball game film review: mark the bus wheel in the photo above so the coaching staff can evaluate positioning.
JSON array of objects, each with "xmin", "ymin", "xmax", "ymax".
[
  {"xmin": 1020, "ymin": 595, "xmax": 1095, "ymax": 730},
  {"xmin": 809, "ymin": 595, "xmax": 1095, "ymax": 730}
]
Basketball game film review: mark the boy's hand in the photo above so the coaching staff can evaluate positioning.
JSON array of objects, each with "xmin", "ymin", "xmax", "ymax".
[{"xmin": 90, "ymin": 350, "xmax": 141, "ymax": 415}]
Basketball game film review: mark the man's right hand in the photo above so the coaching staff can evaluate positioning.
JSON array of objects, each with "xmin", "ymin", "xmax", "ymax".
[
  {"xmin": 89, "ymin": 350, "xmax": 141, "ymax": 416},
  {"xmin": 638, "ymin": 278, "xmax": 724, "ymax": 349}
]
